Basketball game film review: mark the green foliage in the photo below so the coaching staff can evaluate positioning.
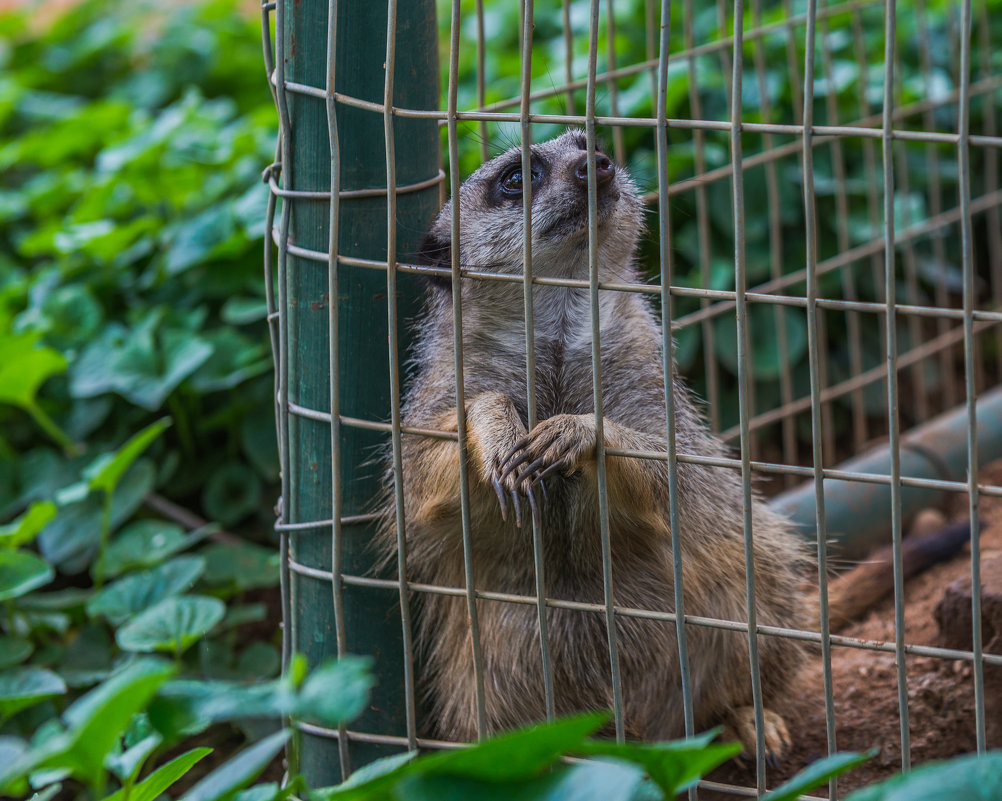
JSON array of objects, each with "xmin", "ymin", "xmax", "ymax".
[
  {"xmin": 0, "ymin": 3, "xmax": 286, "ymax": 799},
  {"xmin": 0, "ymin": 0, "xmax": 278, "ymax": 529},
  {"xmin": 308, "ymin": 713, "xmax": 868, "ymax": 801},
  {"xmin": 0, "ymin": 655, "xmax": 367, "ymax": 801},
  {"xmin": 845, "ymin": 752, "xmax": 1002, "ymax": 801}
]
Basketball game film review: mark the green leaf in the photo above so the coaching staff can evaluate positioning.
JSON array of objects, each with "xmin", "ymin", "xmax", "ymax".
[
  {"xmin": 39, "ymin": 459, "xmax": 157, "ymax": 574},
  {"xmin": 150, "ymin": 655, "xmax": 372, "ymax": 738},
  {"xmin": 150, "ymin": 679, "xmax": 289, "ymax": 738},
  {"xmin": 235, "ymin": 643, "xmax": 280, "ymax": 679},
  {"xmin": 29, "ymin": 783, "xmax": 64, "ymax": 801},
  {"xmin": 316, "ymin": 751, "xmax": 416, "ymax": 795},
  {"xmin": 87, "ymin": 556, "xmax": 206, "ymax": 626},
  {"xmin": 55, "ymin": 659, "xmax": 176, "ymax": 790},
  {"xmin": 105, "ymin": 733, "xmax": 163, "ymax": 783},
  {"xmin": 165, "ymin": 204, "xmax": 237, "ymax": 275},
  {"xmin": 295, "ymin": 657, "xmax": 376, "ymax": 728},
  {"xmin": 221, "ymin": 297, "xmax": 268, "ymax": 325},
  {"xmin": 86, "ymin": 417, "xmax": 171, "ymax": 494},
  {"xmin": 100, "ymin": 748, "xmax": 212, "ymax": 801},
  {"xmin": 189, "ymin": 329, "xmax": 271, "ymax": 394},
  {"xmin": 845, "ymin": 752, "xmax": 1002, "ymax": 801},
  {"xmin": 116, "ymin": 595, "xmax": 226, "ymax": 654},
  {"xmin": 233, "ymin": 783, "xmax": 283, "ymax": 801},
  {"xmin": 328, "ymin": 713, "xmax": 610, "ymax": 801},
  {"xmin": 0, "ymin": 329, "xmax": 67, "ymax": 410},
  {"xmin": 178, "ymin": 729, "xmax": 290, "ymax": 801},
  {"xmin": 102, "ymin": 520, "xmax": 210, "ymax": 577},
  {"xmin": 0, "ymin": 667, "xmax": 66, "ymax": 719},
  {"xmin": 0, "ymin": 501, "xmax": 57, "ymax": 549},
  {"xmin": 201, "ymin": 542, "xmax": 279, "ymax": 591},
  {"xmin": 393, "ymin": 760, "xmax": 646, "ymax": 801},
  {"xmin": 59, "ymin": 623, "xmax": 113, "ymax": 687},
  {"xmin": 579, "ymin": 732, "xmax": 740, "ymax": 796},
  {"xmin": 0, "ymin": 637, "xmax": 33, "ymax": 669},
  {"xmin": 70, "ymin": 319, "xmax": 214, "ymax": 411},
  {"xmin": 202, "ymin": 463, "xmax": 261, "ymax": 526},
  {"xmin": 0, "ymin": 550, "xmax": 54, "ymax": 601},
  {"xmin": 761, "ymin": 750, "xmax": 875, "ymax": 801},
  {"xmin": 0, "ymin": 737, "xmax": 28, "ymax": 778}
]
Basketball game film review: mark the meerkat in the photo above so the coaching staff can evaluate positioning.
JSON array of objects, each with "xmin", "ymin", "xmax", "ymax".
[
  {"xmin": 375, "ymin": 129, "xmax": 807, "ymax": 759},
  {"xmin": 380, "ymin": 129, "xmax": 971, "ymax": 759}
]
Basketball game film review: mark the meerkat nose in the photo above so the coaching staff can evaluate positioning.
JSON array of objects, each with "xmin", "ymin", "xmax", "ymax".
[{"xmin": 573, "ymin": 152, "xmax": 616, "ymax": 186}]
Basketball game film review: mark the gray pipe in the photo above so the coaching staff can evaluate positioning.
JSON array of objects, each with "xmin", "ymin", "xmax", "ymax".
[{"xmin": 770, "ymin": 384, "xmax": 1002, "ymax": 559}]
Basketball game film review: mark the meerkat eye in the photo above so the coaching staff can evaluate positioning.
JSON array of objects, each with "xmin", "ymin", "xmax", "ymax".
[
  {"xmin": 500, "ymin": 167, "xmax": 524, "ymax": 196},
  {"xmin": 499, "ymin": 164, "xmax": 543, "ymax": 198}
]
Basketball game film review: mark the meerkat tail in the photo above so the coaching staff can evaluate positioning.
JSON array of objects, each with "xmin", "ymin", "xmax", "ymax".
[{"xmin": 807, "ymin": 519, "xmax": 972, "ymax": 633}]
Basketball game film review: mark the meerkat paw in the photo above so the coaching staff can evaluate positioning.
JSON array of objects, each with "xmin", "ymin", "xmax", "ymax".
[
  {"xmin": 499, "ymin": 415, "xmax": 594, "ymax": 487},
  {"xmin": 724, "ymin": 706, "xmax": 791, "ymax": 766}
]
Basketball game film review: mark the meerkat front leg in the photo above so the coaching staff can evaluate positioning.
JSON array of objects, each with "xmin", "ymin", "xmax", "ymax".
[{"xmin": 465, "ymin": 392, "xmax": 546, "ymax": 527}]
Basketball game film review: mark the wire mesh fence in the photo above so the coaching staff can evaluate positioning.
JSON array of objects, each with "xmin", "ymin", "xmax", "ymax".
[{"xmin": 262, "ymin": 0, "xmax": 1002, "ymax": 797}]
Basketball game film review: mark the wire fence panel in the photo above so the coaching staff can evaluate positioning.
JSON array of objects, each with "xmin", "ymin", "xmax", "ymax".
[{"xmin": 263, "ymin": 0, "xmax": 1002, "ymax": 797}]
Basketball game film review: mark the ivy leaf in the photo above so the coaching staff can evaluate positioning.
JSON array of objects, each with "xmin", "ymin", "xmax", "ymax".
[
  {"xmin": 0, "ymin": 550, "xmax": 54, "ymax": 601},
  {"xmin": 70, "ymin": 317, "xmax": 213, "ymax": 411},
  {"xmin": 52, "ymin": 659, "xmax": 176, "ymax": 791},
  {"xmin": 0, "ymin": 667, "xmax": 66, "ymax": 719},
  {"xmin": 201, "ymin": 543, "xmax": 279, "ymax": 591},
  {"xmin": 0, "ymin": 637, "xmax": 33, "ymax": 670},
  {"xmin": 39, "ymin": 459, "xmax": 157, "ymax": 574},
  {"xmin": 178, "ymin": 730, "xmax": 289, "ymax": 801},
  {"xmin": 202, "ymin": 463, "xmax": 261, "ymax": 526},
  {"xmin": 116, "ymin": 595, "xmax": 226, "ymax": 655},
  {"xmin": 105, "ymin": 732, "xmax": 163, "ymax": 783},
  {"xmin": 87, "ymin": 556, "xmax": 206, "ymax": 626},
  {"xmin": 295, "ymin": 658, "xmax": 375, "ymax": 729},
  {"xmin": 0, "ymin": 329, "xmax": 67, "ymax": 410},
  {"xmin": 0, "ymin": 501, "xmax": 57, "ymax": 549},
  {"xmin": 845, "ymin": 752, "xmax": 1002, "ymax": 801},
  {"xmin": 102, "ymin": 520, "xmax": 211, "ymax": 578},
  {"xmin": 165, "ymin": 205, "xmax": 237, "ymax": 275},
  {"xmin": 100, "ymin": 748, "xmax": 212, "ymax": 801},
  {"xmin": 761, "ymin": 751, "xmax": 875, "ymax": 801},
  {"xmin": 84, "ymin": 416, "xmax": 171, "ymax": 495}
]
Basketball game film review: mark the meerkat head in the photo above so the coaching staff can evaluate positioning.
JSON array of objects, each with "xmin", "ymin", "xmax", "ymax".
[{"xmin": 417, "ymin": 130, "xmax": 644, "ymax": 282}]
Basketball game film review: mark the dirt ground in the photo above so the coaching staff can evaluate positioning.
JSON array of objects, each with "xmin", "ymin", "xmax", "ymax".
[{"xmin": 705, "ymin": 462, "xmax": 1002, "ymax": 798}]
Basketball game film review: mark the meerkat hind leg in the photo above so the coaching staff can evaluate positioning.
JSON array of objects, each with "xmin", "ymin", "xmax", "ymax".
[{"xmin": 724, "ymin": 706, "xmax": 791, "ymax": 765}]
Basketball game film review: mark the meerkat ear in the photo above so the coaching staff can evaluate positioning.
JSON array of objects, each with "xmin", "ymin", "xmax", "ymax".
[{"xmin": 415, "ymin": 229, "xmax": 452, "ymax": 290}]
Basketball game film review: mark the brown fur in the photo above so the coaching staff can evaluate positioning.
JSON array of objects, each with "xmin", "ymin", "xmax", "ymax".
[{"xmin": 378, "ymin": 131, "xmax": 810, "ymax": 755}]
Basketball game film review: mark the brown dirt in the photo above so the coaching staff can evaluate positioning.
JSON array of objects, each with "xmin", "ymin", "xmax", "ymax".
[{"xmin": 705, "ymin": 461, "xmax": 1002, "ymax": 798}]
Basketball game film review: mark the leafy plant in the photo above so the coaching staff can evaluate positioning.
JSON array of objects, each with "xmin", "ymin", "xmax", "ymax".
[{"xmin": 0, "ymin": 5, "xmax": 285, "ymax": 798}]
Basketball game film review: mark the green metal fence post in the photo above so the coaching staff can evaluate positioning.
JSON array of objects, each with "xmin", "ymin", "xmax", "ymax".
[{"xmin": 276, "ymin": 0, "xmax": 439, "ymax": 786}]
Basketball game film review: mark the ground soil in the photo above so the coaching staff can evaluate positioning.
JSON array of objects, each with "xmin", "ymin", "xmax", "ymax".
[{"xmin": 704, "ymin": 461, "xmax": 1002, "ymax": 798}]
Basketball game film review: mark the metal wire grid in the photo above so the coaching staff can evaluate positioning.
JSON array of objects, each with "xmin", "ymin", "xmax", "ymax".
[{"xmin": 261, "ymin": 0, "xmax": 1002, "ymax": 798}]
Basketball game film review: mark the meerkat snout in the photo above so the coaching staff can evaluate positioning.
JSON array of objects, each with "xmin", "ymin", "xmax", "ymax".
[{"xmin": 572, "ymin": 151, "xmax": 615, "ymax": 187}]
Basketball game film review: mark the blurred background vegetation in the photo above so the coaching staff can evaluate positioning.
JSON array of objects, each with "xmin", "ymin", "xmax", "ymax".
[{"xmin": 0, "ymin": 0, "xmax": 1000, "ymax": 796}]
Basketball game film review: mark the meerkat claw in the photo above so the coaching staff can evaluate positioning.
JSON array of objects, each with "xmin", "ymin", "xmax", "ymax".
[
  {"xmin": 498, "ymin": 437, "xmax": 531, "ymax": 475},
  {"xmin": 492, "ymin": 476, "xmax": 509, "ymax": 520},
  {"xmin": 499, "ymin": 450, "xmax": 534, "ymax": 484},
  {"xmin": 510, "ymin": 490, "xmax": 523, "ymax": 528},
  {"xmin": 514, "ymin": 456, "xmax": 549, "ymax": 487}
]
